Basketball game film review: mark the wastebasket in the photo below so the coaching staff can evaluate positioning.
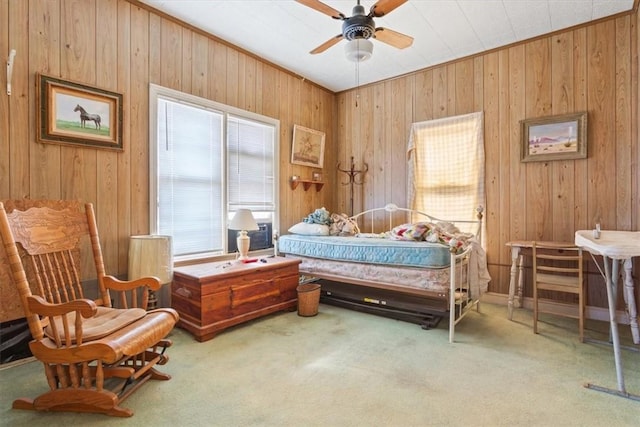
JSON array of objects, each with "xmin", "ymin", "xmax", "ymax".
[{"xmin": 296, "ymin": 283, "xmax": 321, "ymax": 317}]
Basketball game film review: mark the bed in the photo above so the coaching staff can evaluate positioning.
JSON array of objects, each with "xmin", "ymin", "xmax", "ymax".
[{"xmin": 277, "ymin": 204, "xmax": 490, "ymax": 343}]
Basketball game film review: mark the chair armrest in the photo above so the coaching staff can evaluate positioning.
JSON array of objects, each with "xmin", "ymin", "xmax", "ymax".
[
  {"xmin": 103, "ymin": 275, "xmax": 162, "ymax": 292},
  {"xmin": 26, "ymin": 295, "xmax": 98, "ymax": 318}
]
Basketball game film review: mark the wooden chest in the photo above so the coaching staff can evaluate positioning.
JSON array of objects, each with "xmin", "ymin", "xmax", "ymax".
[{"xmin": 171, "ymin": 256, "xmax": 301, "ymax": 341}]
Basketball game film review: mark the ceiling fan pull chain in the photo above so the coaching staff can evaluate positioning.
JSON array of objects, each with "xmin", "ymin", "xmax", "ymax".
[{"xmin": 355, "ymin": 61, "xmax": 360, "ymax": 107}]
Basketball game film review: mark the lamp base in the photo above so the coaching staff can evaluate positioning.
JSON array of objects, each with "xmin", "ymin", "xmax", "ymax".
[{"xmin": 237, "ymin": 231, "xmax": 251, "ymax": 260}]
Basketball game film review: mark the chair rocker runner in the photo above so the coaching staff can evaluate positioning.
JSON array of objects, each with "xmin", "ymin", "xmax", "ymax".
[{"xmin": 0, "ymin": 200, "xmax": 179, "ymax": 417}]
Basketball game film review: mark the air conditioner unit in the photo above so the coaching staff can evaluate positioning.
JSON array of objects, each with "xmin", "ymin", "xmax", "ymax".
[{"xmin": 228, "ymin": 222, "xmax": 273, "ymax": 253}]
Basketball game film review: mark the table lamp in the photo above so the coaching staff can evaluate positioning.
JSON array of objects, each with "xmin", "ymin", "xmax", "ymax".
[
  {"xmin": 229, "ymin": 209, "xmax": 259, "ymax": 261},
  {"xmin": 128, "ymin": 235, "xmax": 173, "ymax": 310}
]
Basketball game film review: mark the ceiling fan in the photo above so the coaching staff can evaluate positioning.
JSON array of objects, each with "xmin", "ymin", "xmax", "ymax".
[{"xmin": 296, "ymin": 0, "xmax": 414, "ymax": 60}]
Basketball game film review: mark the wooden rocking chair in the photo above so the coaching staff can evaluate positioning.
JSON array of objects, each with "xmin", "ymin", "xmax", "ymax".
[{"xmin": 0, "ymin": 200, "xmax": 179, "ymax": 417}]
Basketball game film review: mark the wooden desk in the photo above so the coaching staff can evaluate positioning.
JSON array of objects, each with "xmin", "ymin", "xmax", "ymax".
[{"xmin": 506, "ymin": 240, "xmax": 575, "ymax": 320}]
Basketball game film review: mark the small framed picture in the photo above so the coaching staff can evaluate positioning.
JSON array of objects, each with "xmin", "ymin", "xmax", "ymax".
[
  {"xmin": 312, "ymin": 172, "xmax": 322, "ymax": 181},
  {"xmin": 291, "ymin": 124, "xmax": 325, "ymax": 168},
  {"xmin": 520, "ymin": 112, "xmax": 587, "ymax": 162}
]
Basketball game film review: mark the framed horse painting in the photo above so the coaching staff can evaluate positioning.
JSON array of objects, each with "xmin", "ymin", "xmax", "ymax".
[{"xmin": 37, "ymin": 74, "xmax": 123, "ymax": 151}]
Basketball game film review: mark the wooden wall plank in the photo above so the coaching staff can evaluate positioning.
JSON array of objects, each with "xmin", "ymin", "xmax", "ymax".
[
  {"xmin": 496, "ymin": 50, "xmax": 511, "ymax": 292},
  {"xmin": 191, "ymin": 32, "xmax": 208, "ymax": 98},
  {"xmin": 432, "ymin": 66, "xmax": 447, "ymax": 119},
  {"xmin": 226, "ymin": 49, "xmax": 239, "ymax": 107},
  {"xmin": 413, "ymin": 69, "xmax": 433, "ymax": 123},
  {"xmin": 587, "ymin": 21, "xmax": 617, "ymax": 232},
  {"xmin": 615, "ymin": 16, "xmax": 632, "ymax": 231},
  {"xmin": 276, "ymin": 72, "xmax": 290, "ymax": 227},
  {"xmin": 389, "ymin": 78, "xmax": 409, "ymax": 209},
  {"xmin": 359, "ymin": 85, "xmax": 374, "ymax": 214},
  {"xmin": 550, "ymin": 32, "xmax": 576, "ymax": 242},
  {"xmin": 95, "ymin": 0, "xmax": 119, "ymax": 273},
  {"xmin": 483, "ymin": 52, "xmax": 501, "ymax": 288},
  {"xmin": 8, "ymin": 0, "xmax": 29, "ymax": 198},
  {"xmin": 633, "ymin": 10, "xmax": 640, "ymax": 233},
  {"xmin": 524, "ymin": 39, "xmax": 552, "ymax": 240},
  {"xmin": 573, "ymin": 27, "xmax": 589, "ymax": 232},
  {"xmin": 211, "ymin": 40, "xmax": 227, "ymax": 104},
  {"xmin": 29, "ymin": 0, "xmax": 61, "ymax": 200},
  {"xmin": 0, "ymin": 0, "xmax": 8, "ymax": 198},
  {"xmin": 181, "ymin": 28, "xmax": 192, "ymax": 94},
  {"xmin": 455, "ymin": 58, "xmax": 474, "ymax": 114},
  {"xmin": 160, "ymin": 18, "xmax": 181, "ymax": 91},
  {"xmin": 116, "ymin": 0, "xmax": 132, "ymax": 272},
  {"xmin": 371, "ymin": 84, "xmax": 385, "ymax": 222},
  {"xmin": 130, "ymin": 6, "xmax": 151, "ymax": 235}
]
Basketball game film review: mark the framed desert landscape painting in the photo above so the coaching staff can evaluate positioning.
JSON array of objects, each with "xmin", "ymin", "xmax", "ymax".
[
  {"xmin": 520, "ymin": 112, "xmax": 587, "ymax": 162},
  {"xmin": 291, "ymin": 125, "xmax": 325, "ymax": 168},
  {"xmin": 37, "ymin": 74, "xmax": 123, "ymax": 151}
]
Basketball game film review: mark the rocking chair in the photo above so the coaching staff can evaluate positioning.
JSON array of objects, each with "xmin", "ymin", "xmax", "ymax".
[{"xmin": 0, "ymin": 200, "xmax": 179, "ymax": 417}]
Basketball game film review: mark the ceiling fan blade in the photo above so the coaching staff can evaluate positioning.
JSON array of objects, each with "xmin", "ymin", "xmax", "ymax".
[
  {"xmin": 374, "ymin": 27, "xmax": 414, "ymax": 49},
  {"xmin": 295, "ymin": 0, "xmax": 345, "ymax": 20},
  {"xmin": 369, "ymin": 0, "xmax": 408, "ymax": 18},
  {"xmin": 310, "ymin": 34, "xmax": 344, "ymax": 54}
]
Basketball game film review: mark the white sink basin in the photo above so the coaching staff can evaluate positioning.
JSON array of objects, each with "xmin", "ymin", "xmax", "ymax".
[{"xmin": 575, "ymin": 230, "xmax": 640, "ymax": 258}]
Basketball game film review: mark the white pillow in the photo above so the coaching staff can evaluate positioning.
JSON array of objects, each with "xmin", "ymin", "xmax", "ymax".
[{"xmin": 288, "ymin": 222, "xmax": 330, "ymax": 236}]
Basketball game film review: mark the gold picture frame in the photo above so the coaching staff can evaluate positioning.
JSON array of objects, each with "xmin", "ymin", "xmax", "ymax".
[
  {"xmin": 520, "ymin": 112, "xmax": 587, "ymax": 162},
  {"xmin": 37, "ymin": 74, "xmax": 123, "ymax": 151},
  {"xmin": 291, "ymin": 124, "xmax": 325, "ymax": 168}
]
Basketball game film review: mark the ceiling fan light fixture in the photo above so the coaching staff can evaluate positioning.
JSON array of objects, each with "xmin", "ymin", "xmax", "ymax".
[{"xmin": 345, "ymin": 39, "xmax": 373, "ymax": 62}]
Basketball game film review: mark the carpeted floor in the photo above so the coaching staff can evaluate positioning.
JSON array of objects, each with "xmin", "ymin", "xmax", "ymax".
[{"xmin": 1, "ymin": 302, "xmax": 639, "ymax": 426}]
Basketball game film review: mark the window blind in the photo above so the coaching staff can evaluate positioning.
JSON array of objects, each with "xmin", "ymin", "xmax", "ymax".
[
  {"xmin": 157, "ymin": 98, "xmax": 224, "ymax": 256},
  {"xmin": 227, "ymin": 115, "xmax": 275, "ymax": 212}
]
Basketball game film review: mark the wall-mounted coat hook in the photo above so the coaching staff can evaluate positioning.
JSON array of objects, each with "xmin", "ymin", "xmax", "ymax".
[{"xmin": 7, "ymin": 49, "xmax": 16, "ymax": 95}]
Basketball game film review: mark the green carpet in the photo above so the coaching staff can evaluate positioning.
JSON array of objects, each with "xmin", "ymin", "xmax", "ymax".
[{"xmin": 1, "ymin": 302, "xmax": 638, "ymax": 426}]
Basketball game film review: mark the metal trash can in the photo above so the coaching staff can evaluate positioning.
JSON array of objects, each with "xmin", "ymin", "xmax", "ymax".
[{"xmin": 296, "ymin": 283, "xmax": 321, "ymax": 317}]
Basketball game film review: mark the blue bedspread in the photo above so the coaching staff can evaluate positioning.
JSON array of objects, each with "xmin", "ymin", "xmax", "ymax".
[{"xmin": 278, "ymin": 234, "xmax": 450, "ymax": 268}]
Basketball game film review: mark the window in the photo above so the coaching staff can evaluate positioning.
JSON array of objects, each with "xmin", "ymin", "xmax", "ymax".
[
  {"xmin": 150, "ymin": 84, "xmax": 279, "ymax": 260},
  {"xmin": 407, "ymin": 111, "xmax": 485, "ymax": 236}
]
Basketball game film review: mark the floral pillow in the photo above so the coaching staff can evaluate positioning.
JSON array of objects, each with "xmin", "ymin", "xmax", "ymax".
[{"xmin": 390, "ymin": 222, "xmax": 431, "ymax": 241}]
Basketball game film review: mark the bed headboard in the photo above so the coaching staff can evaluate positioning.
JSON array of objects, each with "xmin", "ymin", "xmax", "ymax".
[{"xmin": 351, "ymin": 203, "xmax": 484, "ymax": 240}]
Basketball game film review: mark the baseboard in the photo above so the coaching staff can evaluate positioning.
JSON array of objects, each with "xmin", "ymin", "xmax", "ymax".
[{"xmin": 481, "ymin": 292, "xmax": 631, "ymax": 325}]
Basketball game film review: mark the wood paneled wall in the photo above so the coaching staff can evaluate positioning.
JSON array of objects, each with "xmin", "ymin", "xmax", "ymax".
[
  {"xmin": 0, "ymin": 0, "xmax": 335, "ymax": 291},
  {"xmin": 335, "ymin": 12, "xmax": 639, "ymax": 307},
  {"xmin": 1, "ymin": 0, "xmax": 639, "ymax": 315}
]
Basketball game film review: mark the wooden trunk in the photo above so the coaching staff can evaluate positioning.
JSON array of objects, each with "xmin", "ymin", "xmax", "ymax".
[{"xmin": 171, "ymin": 257, "xmax": 301, "ymax": 341}]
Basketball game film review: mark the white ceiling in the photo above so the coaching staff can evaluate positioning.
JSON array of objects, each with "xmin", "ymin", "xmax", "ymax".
[{"xmin": 138, "ymin": 0, "xmax": 635, "ymax": 92}]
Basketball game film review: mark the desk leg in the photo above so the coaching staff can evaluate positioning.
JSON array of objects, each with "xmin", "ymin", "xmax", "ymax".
[
  {"xmin": 585, "ymin": 256, "xmax": 640, "ymax": 400},
  {"xmin": 622, "ymin": 259, "xmax": 639, "ymax": 344},
  {"xmin": 507, "ymin": 247, "xmax": 520, "ymax": 320},
  {"xmin": 516, "ymin": 254, "xmax": 524, "ymax": 309}
]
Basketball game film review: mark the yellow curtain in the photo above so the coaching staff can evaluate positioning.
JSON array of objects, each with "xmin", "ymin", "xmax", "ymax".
[{"xmin": 407, "ymin": 111, "xmax": 485, "ymax": 238}]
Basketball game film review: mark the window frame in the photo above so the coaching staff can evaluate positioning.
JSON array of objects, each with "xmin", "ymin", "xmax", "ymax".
[{"xmin": 149, "ymin": 83, "xmax": 280, "ymax": 262}]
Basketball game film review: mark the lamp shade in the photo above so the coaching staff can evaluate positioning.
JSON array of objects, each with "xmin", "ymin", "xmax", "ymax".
[
  {"xmin": 345, "ymin": 39, "xmax": 373, "ymax": 62},
  {"xmin": 128, "ymin": 235, "xmax": 173, "ymax": 284},
  {"xmin": 229, "ymin": 209, "xmax": 259, "ymax": 231}
]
